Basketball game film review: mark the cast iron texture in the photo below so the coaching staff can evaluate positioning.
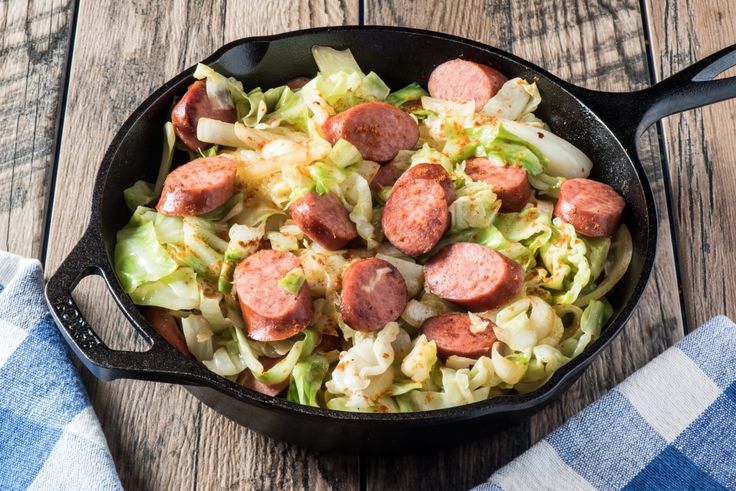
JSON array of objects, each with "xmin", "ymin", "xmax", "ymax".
[{"xmin": 45, "ymin": 26, "xmax": 736, "ymax": 453}]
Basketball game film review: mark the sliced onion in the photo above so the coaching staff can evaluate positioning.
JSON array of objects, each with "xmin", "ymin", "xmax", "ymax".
[{"xmin": 197, "ymin": 118, "xmax": 241, "ymax": 147}]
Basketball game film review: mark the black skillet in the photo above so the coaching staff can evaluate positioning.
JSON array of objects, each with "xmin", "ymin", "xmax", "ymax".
[{"xmin": 45, "ymin": 26, "xmax": 736, "ymax": 453}]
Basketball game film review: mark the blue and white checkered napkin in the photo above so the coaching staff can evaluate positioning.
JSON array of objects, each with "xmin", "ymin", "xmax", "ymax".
[
  {"xmin": 0, "ymin": 251, "xmax": 121, "ymax": 490},
  {"xmin": 477, "ymin": 315, "xmax": 736, "ymax": 491}
]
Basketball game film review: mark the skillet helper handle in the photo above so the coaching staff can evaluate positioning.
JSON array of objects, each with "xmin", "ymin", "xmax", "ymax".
[
  {"xmin": 45, "ymin": 228, "xmax": 206, "ymax": 385},
  {"xmin": 638, "ymin": 43, "xmax": 736, "ymax": 130}
]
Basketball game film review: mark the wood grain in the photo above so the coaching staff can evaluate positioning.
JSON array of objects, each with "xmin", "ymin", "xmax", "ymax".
[
  {"xmin": 45, "ymin": 1, "xmax": 359, "ymax": 490},
  {"xmin": 646, "ymin": 0, "xmax": 736, "ymax": 328},
  {"xmin": 364, "ymin": 0, "xmax": 684, "ymax": 488},
  {"xmin": 0, "ymin": 0, "xmax": 74, "ymax": 259}
]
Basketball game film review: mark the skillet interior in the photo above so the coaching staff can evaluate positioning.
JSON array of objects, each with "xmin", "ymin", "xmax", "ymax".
[{"xmin": 91, "ymin": 27, "xmax": 654, "ymax": 451}]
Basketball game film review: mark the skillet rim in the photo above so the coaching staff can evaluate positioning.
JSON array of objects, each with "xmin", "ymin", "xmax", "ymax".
[{"xmin": 86, "ymin": 25, "xmax": 657, "ymax": 423}]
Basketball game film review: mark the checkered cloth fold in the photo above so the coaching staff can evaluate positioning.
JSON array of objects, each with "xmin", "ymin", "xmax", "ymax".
[
  {"xmin": 0, "ymin": 252, "xmax": 121, "ymax": 490},
  {"xmin": 476, "ymin": 316, "xmax": 736, "ymax": 491}
]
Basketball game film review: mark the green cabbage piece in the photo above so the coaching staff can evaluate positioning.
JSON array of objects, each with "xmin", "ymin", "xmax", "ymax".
[
  {"xmin": 481, "ymin": 77, "xmax": 541, "ymax": 120},
  {"xmin": 386, "ymin": 82, "xmax": 428, "ymax": 107},
  {"xmin": 123, "ymin": 181, "xmax": 155, "ymax": 211},
  {"xmin": 234, "ymin": 327, "xmax": 318, "ymax": 385},
  {"xmin": 583, "ymin": 236, "xmax": 612, "ymax": 280},
  {"xmin": 181, "ymin": 314, "xmax": 214, "ymax": 361},
  {"xmin": 326, "ymin": 139, "xmax": 363, "ymax": 169},
  {"xmin": 263, "ymin": 86, "xmax": 310, "ymax": 131},
  {"xmin": 181, "ymin": 217, "xmax": 228, "ymax": 282},
  {"xmin": 304, "ymin": 46, "xmax": 390, "ymax": 112},
  {"xmin": 560, "ymin": 299, "xmax": 613, "ymax": 358},
  {"xmin": 480, "ymin": 125, "xmax": 546, "ymax": 176},
  {"xmin": 279, "ymin": 268, "xmax": 306, "ymax": 295},
  {"xmin": 409, "ymin": 143, "xmax": 453, "ymax": 173},
  {"xmin": 540, "ymin": 218, "xmax": 592, "ymax": 304},
  {"xmin": 153, "ymin": 213, "xmax": 183, "ymax": 245},
  {"xmin": 122, "ymin": 122, "xmax": 176, "ymax": 211},
  {"xmin": 449, "ymin": 175, "xmax": 499, "ymax": 232},
  {"xmin": 217, "ymin": 224, "xmax": 263, "ymax": 293},
  {"xmin": 114, "ymin": 208, "xmax": 178, "ymax": 293},
  {"xmin": 199, "ymin": 291, "xmax": 233, "ymax": 333},
  {"xmin": 501, "ymin": 121, "xmax": 593, "ymax": 178},
  {"xmin": 494, "ymin": 205, "xmax": 553, "ymax": 257},
  {"xmin": 287, "ymin": 353, "xmax": 330, "ymax": 407},
  {"xmin": 312, "ymin": 46, "xmax": 364, "ymax": 75},
  {"xmin": 129, "ymin": 267, "xmax": 200, "ymax": 310}
]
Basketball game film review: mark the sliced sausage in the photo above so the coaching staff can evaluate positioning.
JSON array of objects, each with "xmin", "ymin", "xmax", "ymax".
[
  {"xmin": 428, "ymin": 59, "xmax": 508, "ymax": 111},
  {"xmin": 171, "ymin": 80, "xmax": 237, "ymax": 151},
  {"xmin": 370, "ymin": 159, "xmax": 406, "ymax": 193},
  {"xmin": 234, "ymin": 249, "xmax": 313, "ymax": 341},
  {"xmin": 341, "ymin": 258, "xmax": 408, "ymax": 332},
  {"xmin": 421, "ymin": 313, "xmax": 497, "ymax": 359},
  {"xmin": 322, "ymin": 102, "xmax": 419, "ymax": 162},
  {"xmin": 237, "ymin": 356, "xmax": 289, "ymax": 397},
  {"xmin": 156, "ymin": 156, "xmax": 237, "ymax": 216},
  {"xmin": 394, "ymin": 163, "xmax": 456, "ymax": 206},
  {"xmin": 465, "ymin": 158, "xmax": 530, "ymax": 212},
  {"xmin": 285, "ymin": 77, "xmax": 310, "ymax": 90},
  {"xmin": 143, "ymin": 307, "xmax": 191, "ymax": 358},
  {"xmin": 554, "ymin": 178, "xmax": 625, "ymax": 237},
  {"xmin": 290, "ymin": 191, "xmax": 357, "ymax": 250},
  {"xmin": 425, "ymin": 242, "xmax": 524, "ymax": 311},
  {"xmin": 382, "ymin": 178, "xmax": 449, "ymax": 256}
]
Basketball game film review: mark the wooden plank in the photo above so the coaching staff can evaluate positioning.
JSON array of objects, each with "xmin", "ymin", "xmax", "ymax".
[
  {"xmin": 646, "ymin": 0, "xmax": 736, "ymax": 328},
  {"xmin": 0, "ymin": 0, "xmax": 74, "ymax": 258},
  {"xmin": 364, "ymin": 1, "xmax": 684, "ymax": 488},
  {"xmin": 45, "ymin": 1, "xmax": 359, "ymax": 490}
]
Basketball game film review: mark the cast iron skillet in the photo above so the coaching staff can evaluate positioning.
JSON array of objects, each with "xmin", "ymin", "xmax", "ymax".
[{"xmin": 45, "ymin": 26, "xmax": 736, "ymax": 453}]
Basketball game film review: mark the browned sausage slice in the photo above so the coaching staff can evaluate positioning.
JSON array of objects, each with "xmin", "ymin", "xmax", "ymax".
[
  {"xmin": 290, "ymin": 191, "xmax": 357, "ymax": 250},
  {"xmin": 425, "ymin": 242, "xmax": 524, "ymax": 311},
  {"xmin": 143, "ymin": 307, "xmax": 191, "ymax": 358},
  {"xmin": 171, "ymin": 80, "xmax": 237, "ymax": 152},
  {"xmin": 382, "ymin": 178, "xmax": 449, "ymax": 256},
  {"xmin": 156, "ymin": 156, "xmax": 237, "ymax": 216},
  {"xmin": 421, "ymin": 312, "xmax": 497, "ymax": 359},
  {"xmin": 394, "ymin": 163, "xmax": 456, "ymax": 206},
  {"xmin": 370, "ymin": 158, "xmax": 406, "ymax": 193},
  {"xmin": 554, "ymin": 178, "xmax": 625, "ymax": 237},
  {"xmin": 234, "ymin": 249, "xmax": 313, "ymax": 341},
  {"xmin": 322, "ymin": 102, "xmax": 419, "ymax": 162},
  {"xmin": 237, "ymin": 356, "xmax": 290, "ymax": 396},
  {"xmin": 465, "ymin": 158, "xmax": 530, "ymax": 212},
  {"xmin": 341, "ymin": 258, "xmax": 408, "ymax": 332},
  {"xmin": 285, "ymin": 77, "xmax": 311, "ymax": 90},
  {"xmin": 428, "ymin": 59, "xmax": 508, "ymax": 111}
]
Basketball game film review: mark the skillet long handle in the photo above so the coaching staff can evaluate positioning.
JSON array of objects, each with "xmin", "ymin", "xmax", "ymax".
[
  {"xmin": 565, "ymin": 44, "xmax": 736, "ymax": 148},
  {"xmin": 637, "ymin": 44, "xmax": 736, "ymax": 130},
  {"xmin": 45, "ymin": 227, "xmax": 207, "ymax": 385}
]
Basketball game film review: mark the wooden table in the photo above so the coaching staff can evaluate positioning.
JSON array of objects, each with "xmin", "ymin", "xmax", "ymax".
[{"xmin": 3, "ymin": 1, "xmax": 735, "ymax": 489}]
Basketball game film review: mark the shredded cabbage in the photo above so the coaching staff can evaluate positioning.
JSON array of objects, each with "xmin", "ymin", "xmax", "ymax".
[
  {"xmin": 114, "ymin": 209, "xmax": 178, "ymax": 293},
  {"xmin": 287, "ymin": 354, "xmax": 330, "ymax": 407},
  {"xmin": 493, "ymin": 296, "xmax": 564, "ymax": 351},
  {"xmin": 400, "ymin": 335, "xmax": 437, "ymax": 383},
  {"xmin": 482, "ymin": 78, "xmax": 541, "ymax": 120},
  {"xmin": 115, "ymin": 55, "xmax": 632, "ymax": 413},
  {"xmin": 326, "ymin": 322, "xmax": 399, "ymax": 411},
  {"xmin": 540, "ymin": 218, "xmax": 592, "ymax": 304},
  {"xmin": 386, "ymin": 82, "xmax": 428, "ymax": 107}
]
